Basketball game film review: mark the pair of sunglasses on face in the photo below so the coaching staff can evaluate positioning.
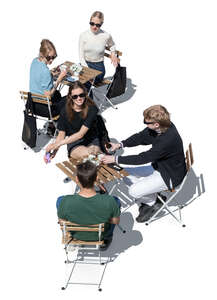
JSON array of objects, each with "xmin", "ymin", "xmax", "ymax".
[
  {"xmin": 71, "ymin": 93, "xmax": 86, "ymax": 100},
  {"xmin": 89, "ymin": 21, "xmax": 102, "ymax": 28},
  {"xmin": 144, "ymin": 120, "xmax": 156, "ymax": 125},
  {"xmin": 46, "ymin": 55, "xmax": 57, "ymax": 61}
]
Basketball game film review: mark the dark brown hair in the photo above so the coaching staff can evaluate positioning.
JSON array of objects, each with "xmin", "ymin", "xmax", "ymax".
[
  {"xmin": 76, "ymin": 161, "xmax": 97, "ymax": 188},
  {"xmin": 143, "ymin": 105, "xmax": 171, "ymax": 132},
  {"xmin": 66, "ymin": 82, "xmax": 95, "ymax": 122}
]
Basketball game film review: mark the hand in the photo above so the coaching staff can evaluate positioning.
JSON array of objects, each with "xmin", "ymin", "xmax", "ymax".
[
  {"xmin": 51, "ymin": 69, "xmax": 59, "ymax": 77},
  {"xmin": 43, "ymin": 143, "xmax": 58, "ymax": 163},
  {"xmin": 101, "ymin": 155, "xmax": 115, "ymax": 164},
  {"xmin": 57, "ymin": 69, "xmax": 67, "ymax": 82},
  {"xmin": 105, "ymin": 142, "xmax": 121, "ymax": 152},
  {"xmin": 110, "ymin": 53, "xmax": 118, "ymax": 67}
]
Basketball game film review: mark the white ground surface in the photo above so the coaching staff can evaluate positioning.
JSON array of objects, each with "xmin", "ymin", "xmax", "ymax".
[{"xmin": 1, "ymin": 1, "xmax": 217, "ymax": 299}]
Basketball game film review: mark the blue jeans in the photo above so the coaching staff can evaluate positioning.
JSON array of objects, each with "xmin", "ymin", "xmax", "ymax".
[
  {"xmin": 56, "ymin": 195, "xmax": 120, "ymax": 240},
  {"xmin": 86, "ymin": 61, "xmax": 105, "ymax": 84},
  {"xmin": 85, "ymin": 61, "xmax": 105, "ymax": 99}
]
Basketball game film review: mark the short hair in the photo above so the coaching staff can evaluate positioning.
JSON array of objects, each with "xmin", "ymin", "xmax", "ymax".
[
  {"xmin": 90, "ymin": 11, "xmax": 104, "ymax": 23},
  {"xmin": 143, "ymin": 105, "xmax": 171, "ymax": 131},
  {"xmin": 39, "ymin": 39, "xmax": 57, "ymax": 58},
  {"xmin": 76, "ymin": 161, "xmax": 97, "ymax": 188}
]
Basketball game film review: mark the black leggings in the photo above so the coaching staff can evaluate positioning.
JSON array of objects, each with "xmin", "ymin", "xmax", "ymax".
[{"xmin": 33, "ymin": 91, "xmax": 66, "ymax": 118}]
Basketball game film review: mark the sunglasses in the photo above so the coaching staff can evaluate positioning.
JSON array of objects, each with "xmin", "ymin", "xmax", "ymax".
[
  {"xmin": 71, "ymin": 93, "xmax": 86, "ymax": 100},
  {"xmin": 89, "ymin": 21, "xmax": 102, "ymax": 28},
  {"xmin": 46, "ymin": 55, "xmax": 57, "ymax": 61},
  {"xmin": 144, "ymin": 120, "xmax": 156, "ymax": 125}
]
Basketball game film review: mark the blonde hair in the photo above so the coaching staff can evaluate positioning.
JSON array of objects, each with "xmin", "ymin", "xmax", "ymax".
[
  {"xmin": 39, "ymin": 39, "xmax": 57, "ymax": 58},
  {"xmin": 90, "ymin": 11, "xmax": 104, "ymax": 23},
  {"xmin": 143, "ymin": 105, "xmax": 171, "ymax": 132}
]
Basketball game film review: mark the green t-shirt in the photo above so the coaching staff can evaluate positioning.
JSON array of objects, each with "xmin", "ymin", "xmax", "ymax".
[{"xmin": 57, "ymin": 194, "xmax": 120, "ymax": 241}]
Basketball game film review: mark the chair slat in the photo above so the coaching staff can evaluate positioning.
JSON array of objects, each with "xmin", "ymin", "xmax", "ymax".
[
  {"xmin": 189, "ymin": 143, "xmax": 194, "ymax": 166},
  {"xmin": 185, "ymin": 149, "xmax": 190, "ymax": 171}
]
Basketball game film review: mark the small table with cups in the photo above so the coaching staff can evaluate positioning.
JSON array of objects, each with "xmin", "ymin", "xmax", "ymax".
[
  {"xmin": 52, "ymin": 61, "xmax": 102, "ymax": 88},
  {"xmin": 56, "ymin": 153, "xmax": 129, "ymax": 193}
]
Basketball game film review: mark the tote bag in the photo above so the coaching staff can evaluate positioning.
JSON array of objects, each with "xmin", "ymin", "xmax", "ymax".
[
  {"xmin": 22, "ymin": 93, "xmax": 37, "ymax": 148},
  {"xmin": 106, "ymin": 64, "xmax": 127, "ymax": 99}
]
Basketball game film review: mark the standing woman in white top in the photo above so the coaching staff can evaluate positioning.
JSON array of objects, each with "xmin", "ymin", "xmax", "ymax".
[{"xmin": 79, "ymin": 11, "xmax": 118, "ymax": 84}]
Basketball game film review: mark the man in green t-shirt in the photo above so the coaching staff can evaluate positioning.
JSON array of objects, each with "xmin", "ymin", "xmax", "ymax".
[{"xmin": 57, "ymin": 161, "xmax": 120, "ymax": 251}]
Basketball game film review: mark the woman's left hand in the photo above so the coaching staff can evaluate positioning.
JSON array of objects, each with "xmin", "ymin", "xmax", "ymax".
[{"xmin": 101, "ymin": 155, "xmax": 115, "ymax": 164}]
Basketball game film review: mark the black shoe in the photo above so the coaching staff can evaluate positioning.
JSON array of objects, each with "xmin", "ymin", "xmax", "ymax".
[
  {"xmin": 100, "ymin": 238, "xmax": 112, "ymax": 251},
  {"xmin": 136, "ymin": 204, "xmax": 153, "ymax": 222},
  {"xmin": 137, "ymin": 202, "xmax": 164, "ymax": 223}
]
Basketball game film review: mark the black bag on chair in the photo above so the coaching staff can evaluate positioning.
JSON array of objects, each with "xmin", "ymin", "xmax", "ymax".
[
  {"xmin": 106, "ymin": 64, "xmax": 127, "ymax": 99},
  {"xmin": 22, "ymin": 92, "xmax": 37, "ymax": 148},
  {"xmin": 96, "ymin": 115, "xmax": 110, "ymax": 153}
]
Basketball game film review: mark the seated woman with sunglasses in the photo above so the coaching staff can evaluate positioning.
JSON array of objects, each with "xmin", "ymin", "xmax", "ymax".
[
  {"xmin": 44, "ymin": 82, "xmax": 101, "ymax": 162},
  {"xmin": 79, "ymin": 11, "xmax": 118, "ymax": 86},
  {"xmin": 29, "ymin": 39, "xmax": 67, "ymax": 119}
]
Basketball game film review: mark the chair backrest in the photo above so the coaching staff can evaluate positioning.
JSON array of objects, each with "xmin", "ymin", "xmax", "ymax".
[
  {"xmin": 185, "ymin": 143, "xmax": 194, "ymax": 172},
  {"xmin": 20, "ymin": 91, "xmax": 52, "ymax": 105},
  {"xmin": 104, "ymin": 47, "xmax": 122, "ymax": 60},
  {"xmin": 58, "ymin": 219, "xmax": 105, "ymax": 245},
  {"xmin": 20, "ymin": 91, "xmax": 60, "ymax": 122}
]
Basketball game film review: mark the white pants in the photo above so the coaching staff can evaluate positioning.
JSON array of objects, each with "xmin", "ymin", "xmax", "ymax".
[{"xmin": 124, "ymin": 164, "xmax": 167, "ymax": 206}]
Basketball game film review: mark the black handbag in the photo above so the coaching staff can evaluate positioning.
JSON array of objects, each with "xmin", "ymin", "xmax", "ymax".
[
  {"xmin": 96, "ymin": 115, "xmax": 110, "ymax": 153},
  {"xmin": 106, "ymin": 64, "xmax": 127, "ymax": 99},
  {"xmin": 22, "ymin": 92, "xmax": 37, "ymax": 148}
]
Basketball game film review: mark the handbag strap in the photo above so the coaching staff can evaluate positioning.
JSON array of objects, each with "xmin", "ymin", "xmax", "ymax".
[{"xmin": 26, "ymin": 92, "xmax": 35, "ymax": 114}]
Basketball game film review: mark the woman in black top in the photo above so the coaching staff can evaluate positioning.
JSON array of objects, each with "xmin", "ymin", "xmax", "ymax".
[{"xmin": 44, "ymin": 82, "xmax": 100, "ymax": 162}]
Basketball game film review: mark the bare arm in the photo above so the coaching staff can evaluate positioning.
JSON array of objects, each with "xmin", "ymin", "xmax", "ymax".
[
  {"xmin": 56, "ymin": 125, "xmax": 89, "ymax": 147},
  {"xmin": 44, "ymin": 70, "xmax": 67, "ymax": 97}
]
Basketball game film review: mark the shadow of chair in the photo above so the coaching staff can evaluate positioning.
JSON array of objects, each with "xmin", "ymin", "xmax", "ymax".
[
  {"xmin": 93, "ymin": 77, "xmax": 137, "ymax": 112},
  {"xmin": 74, "ymin": 212, "xmax": 143, "ymax": 263}
]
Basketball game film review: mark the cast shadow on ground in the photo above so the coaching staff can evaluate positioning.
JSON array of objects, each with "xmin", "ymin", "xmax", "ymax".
[
  {"xmin": 93, "ymin": 77, "xmax": 137, "ymax": 112},
  {"xmin": 76, "ymin": 211, "xmax": 143, "ymax": 263},
  {"xmin": 106, "ymin": 166, "xmax": 205, "ymax": 222}
]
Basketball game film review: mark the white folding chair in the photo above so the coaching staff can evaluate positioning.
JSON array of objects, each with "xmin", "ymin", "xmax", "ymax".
[
  {"xmin": 59, "ymin": 219, "xmax": 108, "ymax": 292},
  {"xmin": 145, "ymin": 143, "xmax": 194, "ymax": 227}
]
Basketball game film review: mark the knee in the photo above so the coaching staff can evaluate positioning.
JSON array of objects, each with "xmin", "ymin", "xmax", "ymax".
[{"xmin": 70, "ymin": 146, "xmax": 89, "ymax": 159}]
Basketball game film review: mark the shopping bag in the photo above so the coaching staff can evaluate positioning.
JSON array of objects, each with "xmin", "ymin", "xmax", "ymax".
[{"xmin": 106, "ymin": 64, "xmax": 126, "ymax": 99}]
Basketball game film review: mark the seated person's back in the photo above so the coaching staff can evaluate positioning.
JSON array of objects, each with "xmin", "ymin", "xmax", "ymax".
[
  {"xmin": 57, "ymin": 161, "xmax": 120, "ymax": 243},
  {"xmin": 58, "ymin": 193, "xmax": 120, "ymax": 241}
]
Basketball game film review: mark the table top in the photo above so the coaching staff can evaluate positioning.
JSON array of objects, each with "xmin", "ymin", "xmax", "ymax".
[
  {"xmin": 53, "ymin": 61, "xmax": 102, "ymax": 85},
  {"xmin": 56, "ymin": 157, "xmax": 129, "ymax": 187}
]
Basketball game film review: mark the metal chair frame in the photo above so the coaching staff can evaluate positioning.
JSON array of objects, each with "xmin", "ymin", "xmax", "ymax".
[
  {"xmin": 145, "ymin": 143, "xmax": 194, "ymax": 227},
  {"xmin": 20, "ymin": 91, "xmax": 59, "ymax": 139},
  {"xmin": 89, "ymin": 48, "xmax": 123, "ymax": 111},
  {"xmin": 59, "ymin": 220, "xmax": 109, "ymax": 291}
]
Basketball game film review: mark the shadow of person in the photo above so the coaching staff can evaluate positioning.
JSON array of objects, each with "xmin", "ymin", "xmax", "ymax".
[
  {"xmin": 76, "ymin": 212, "xmax": 143, "ymax": 263},
  {"xmin": 93, "ymin": 77, "xmax": 137, "ymax": 112},
  {"xmin": 152, "ymin": 168, "xmax": 206, "ymax": 220}
]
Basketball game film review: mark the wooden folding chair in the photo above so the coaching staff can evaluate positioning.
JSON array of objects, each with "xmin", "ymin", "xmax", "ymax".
[
  {"xmin": 20, "ymin": 91, "xmax": 59, "ymax": 138},
  {"xmin": 58, "ymin": 219, "xmax": 108, "ymax": 291},
  {"xmin": 145, "ymin": 143, "xmax": 194, "ymax": 227}
]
